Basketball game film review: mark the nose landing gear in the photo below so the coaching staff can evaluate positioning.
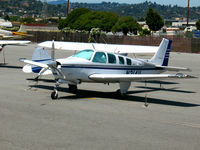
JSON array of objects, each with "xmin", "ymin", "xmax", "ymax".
[
  {"xmin": 51, "ymin": 82, "xmax": 60, "ymax": 100},
  {"xmin": 51, "ymin": 90, "xmax": 58, "ymax": 100},
  {"xmin": 50, "ymin": 83, "xmax": 78, "ymax": 100}
]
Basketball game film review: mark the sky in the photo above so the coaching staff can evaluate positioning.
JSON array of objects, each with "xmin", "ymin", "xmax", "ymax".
[{"xmin": 47, "ymin": 0, "xmax": 200, "ymax": 7}]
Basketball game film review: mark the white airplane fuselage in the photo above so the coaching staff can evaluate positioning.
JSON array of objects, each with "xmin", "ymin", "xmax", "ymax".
[{"xmin": 56, "ymin": 51, "xmax": 163, "ymax": 84}]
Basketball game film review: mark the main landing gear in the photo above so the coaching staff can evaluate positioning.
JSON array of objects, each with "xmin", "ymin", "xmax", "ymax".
[{"xmin": 50, "ymin": 83, "xmax": 78, "ymax": 100}]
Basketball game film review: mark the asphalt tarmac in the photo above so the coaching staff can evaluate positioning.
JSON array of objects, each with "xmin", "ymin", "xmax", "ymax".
[{"xmin": 0, "ymin": 44, "xmax": 200, "ymax": 150}]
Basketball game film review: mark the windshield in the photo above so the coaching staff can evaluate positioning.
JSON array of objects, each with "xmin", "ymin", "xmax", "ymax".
[{"xmin": 72, "ymin": 50, "xmax": 94, "ymax": 60}]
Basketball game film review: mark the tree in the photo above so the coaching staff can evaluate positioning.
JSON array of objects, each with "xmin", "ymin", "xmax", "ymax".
[
  {"xmin": 112, "ymin": 16, "xmax": 141, "ymax": 35},
  {"xmin": 72, "ymin": 11, "xmax": 119, "ymax": 32},
  {"xmin": 9, "ymin": 16, "xmax": 20, "ymax": 22},
  {"xmin": 139, "ymin": 28, "xmax": 151, "ymax": 36},
  {"xmin": 196, "ymin": 19, "xmax": 200, "ymax": 30},
  {"xmin": 58, "ymin": 8, "xmax": 90, "ymax": 30},
  {"xmin": 20, "ymin": 16, "xmax": 35, "ymax": 24},
  {"xmin": 145, "ymin": 8, "xmax": 164, "ymax": 31},
  {"xmin": 4, "ymin": 14, "xmax": 10, "ymax": 21}
]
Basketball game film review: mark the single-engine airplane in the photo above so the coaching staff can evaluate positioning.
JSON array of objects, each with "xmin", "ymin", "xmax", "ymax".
[
  {"xmin": 0, "ymin": 40, "xmax": 31, "ymax": 64},
  {"xmin": 20, "ymin": 38, "xmax": 192, "ymax": 99}
]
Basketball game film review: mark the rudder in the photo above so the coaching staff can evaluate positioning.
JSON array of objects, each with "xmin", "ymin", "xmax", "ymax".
[
  {"xmin": 150, "ymin": 38, "xmax": 172, "ymax": 66},
  {"xmin": 31, "ymin": 47, "xmax": 51, "ymax": 73}
]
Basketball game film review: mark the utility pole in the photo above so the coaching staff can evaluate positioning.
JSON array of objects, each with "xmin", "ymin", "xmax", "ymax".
[
  {"xmin": 67, "ymin": 0, "xmax": 70, "ymax": 16},
  {"xmin": 42, "ymin": 0, "xmax": 47, "ymax": 19},
  {"xmin": 187, "ymin": 0, "xmax": 190, "ymax": 26}
]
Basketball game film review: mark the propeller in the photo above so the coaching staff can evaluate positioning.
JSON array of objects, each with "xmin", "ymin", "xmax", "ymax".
[
  {"xmin": 49, "ymin": 40, "xmax": 65, "ymax": 79},
  {"xmin": 51, "ymin": 40, "xmax": 55, "ymax": 61}
]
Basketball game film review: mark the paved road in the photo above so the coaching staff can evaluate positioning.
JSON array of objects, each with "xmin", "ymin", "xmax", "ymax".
[{"xmin": 0, "ymin": 44, "xmax": 200, "ymax": 150}]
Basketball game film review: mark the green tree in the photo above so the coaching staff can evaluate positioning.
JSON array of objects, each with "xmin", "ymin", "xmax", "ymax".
[
  {"xmin": 112, "ymin": 16, "xmax": 141, "ymax": 35},
  {"xmin": 145, "ymin": 8, "xmax": 164, "ymax": 31},
  {"xmin": 4, "ymin": 14, "xmax": 10, "ymax": 21},
  {"xmin": 58, "ymin": 19, "xmax": 66, "ymax": 30},
  {"xmin": 20, "ymin": 16, "xmax": 35, "ymax": 24},
  {"xmin": 9, "ymin": 16, "xmax": 20, "ymax": 22},
  {"xmin": 196, "ymin": 19, "xmax": 200, "ymax": 30},
  {"xmin": 58, "ymin": 8, "xmax": 90, "ymax": 30},
  {"xmin": 139, "ymin": 28, "xmax": 151, "ymax": 36},
  {"xmin": 73, "ymin": 11, "xmax": 119, "ymax": 32}
]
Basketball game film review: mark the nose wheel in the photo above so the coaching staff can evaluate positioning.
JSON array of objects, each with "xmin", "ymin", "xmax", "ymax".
[
  {"xmin": 51, "ymin": 82, "xmax": 59, "ymax": 100},
  {"xmin": 51, "ymin": 91, "xmax": 58, "ymax": 100}
]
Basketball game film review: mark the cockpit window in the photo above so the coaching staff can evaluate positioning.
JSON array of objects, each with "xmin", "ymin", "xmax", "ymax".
[
  {"xmin": 108, "ymin": 53, "xmax": 116, "ymax": 64},
  {"xmin": 72, "ymin": 50, "xmax": 94, "ymax": 60},
  {"xmin": 126, "ymin": 58, "xmax": 132, "ymax": 65},
  {"xmin": 92, "ymin": 52, "xmax": 107, "ymax": 63},
  {"xmin": 118, "ymin": 56, "xmax": 125, "ymax": 64}
]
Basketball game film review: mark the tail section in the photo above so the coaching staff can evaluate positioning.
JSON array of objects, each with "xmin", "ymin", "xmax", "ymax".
[
  {"xmin": 32, "ymin": 47, "xmax": 51, "ymax": 73},
  {"xmin": 150, "ymin": 38, "xmax": 172, "ymax": 66},
  {"xmin": 22, "ymin": 47, "xmax": 51, "ymax": 74},
  {"xmin": 32, "ymin": 46, "xmax": 51, "ymax": 61},
  {"xmin": 17, "ymin": 24, "xmax": 26, "ymax": 33}
]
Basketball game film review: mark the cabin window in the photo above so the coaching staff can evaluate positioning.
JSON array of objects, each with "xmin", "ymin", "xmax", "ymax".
[
  {"xmin": 92, "ymin": 52, "xmax": 107, "ymax": 63},
  {"xmin": 126, "ymin": 58, "xmax": 132, "ymax": 65},
  {"xmin": 118, "ymin": 56, "xmax": 125, "ymax": 65},
  {"xmin": 108, "ymin": 53, "xmax": 116, "ymax": 64},
  {"xmin": 72, "ymin": 50, "xmax": 94, "ymax": 60}
]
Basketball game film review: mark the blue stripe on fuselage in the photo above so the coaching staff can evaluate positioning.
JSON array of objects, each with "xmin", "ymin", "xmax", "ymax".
[
  {"xmin": 32, "ymin": 59, "xmax": 51, "ymax": 62},
  {"xmin": 61, "ymin": 65, "xmax": 163, "ymax": 71}
]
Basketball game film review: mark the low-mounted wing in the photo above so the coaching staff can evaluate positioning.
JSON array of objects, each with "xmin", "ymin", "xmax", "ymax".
[
  {"xmin": 89, "ymin": 73, "xmax": 193, "ymax": 82},
  {"xmin": 38, "ymin": 41, "xmax": 158, "ymax": 54}
]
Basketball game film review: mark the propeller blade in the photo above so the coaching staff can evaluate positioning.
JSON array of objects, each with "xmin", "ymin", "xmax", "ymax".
[{"xmin": 51, "ymin": 40, "xmax": 55, "ymax": 61}]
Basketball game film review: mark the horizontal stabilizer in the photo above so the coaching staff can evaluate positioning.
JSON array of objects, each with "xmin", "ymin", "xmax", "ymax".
[
  {"xmin": 38, "ymin": 41, "xmax": 158, "ymax": 54},
  {"xmin": 155, "ymin": 65, "xmax": 191, "ymax": 72},
  {"xmin": 20, "ymin": 58, "xmax": 48, "ymax": 68}
]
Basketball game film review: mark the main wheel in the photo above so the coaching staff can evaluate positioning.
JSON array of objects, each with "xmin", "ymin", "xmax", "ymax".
[
  {"xmin": 51, "ymin": 91, "xmax": 58, "ymax": 100},
  {"xmin": 116, "ymin": 89, "xmax": 125, "ymax": 98}
]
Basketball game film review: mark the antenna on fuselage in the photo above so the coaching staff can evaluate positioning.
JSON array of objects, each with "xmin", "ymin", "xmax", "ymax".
[{"xmin": 114, "ymin": 48, "xmax": 127, "ymax": 56}]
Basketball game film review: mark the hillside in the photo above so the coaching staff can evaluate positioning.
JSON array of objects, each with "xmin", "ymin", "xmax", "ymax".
[
  {"xmin": 71, "ymin": 2, "xmax": 200, "ymax": 20},
  {"xmin": 0, "ymin": 0, "xmax": 67, "ymax": 17},
  {"xmin": 0, "ymin": 0, "xmax": 200, "ymax": 20}
]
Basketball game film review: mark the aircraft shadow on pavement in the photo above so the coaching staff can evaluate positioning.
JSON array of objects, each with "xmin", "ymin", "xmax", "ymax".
[
  {"xmin": 29, "ymin": 84, "xmax": 199, "ymax": 107},
  {"xmin": 135, "ymin": 86, "xmax": 195, "ymax": 94},
  {"xmin": 27, "ymin": 78, "xmax": 55, "ymax": 83},
  {"xmin": 0, "ymin": 63, "xmax": 22, "ymax": 69},
  {"xmin": 138, "ymin": 80, "xmax": 179, "ymax": 85}
]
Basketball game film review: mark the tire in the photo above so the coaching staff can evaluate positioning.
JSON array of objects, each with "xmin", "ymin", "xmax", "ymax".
[{"xmin": 51, "ymin": 91, "xmax": 58, "ymax": 100}]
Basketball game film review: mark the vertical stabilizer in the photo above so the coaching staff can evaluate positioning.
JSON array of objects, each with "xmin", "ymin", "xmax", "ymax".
[
  {"xmin": 150, "ymin": 38, "xmax": 172, "ymax": 66},
  {"xmin": 31, "ymin": 47, "xmax": 51, "ymax": 73},
  {"xmin": 32, "ymin": 47, "xmax": 51, "ymax": 61}
]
